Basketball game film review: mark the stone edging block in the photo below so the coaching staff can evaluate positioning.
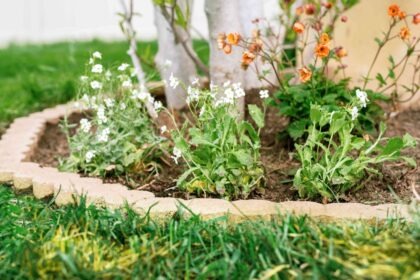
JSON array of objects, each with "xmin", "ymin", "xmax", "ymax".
[{"xmin": 0, "ymin": 102, "xmax": 416, "ymax": 221}]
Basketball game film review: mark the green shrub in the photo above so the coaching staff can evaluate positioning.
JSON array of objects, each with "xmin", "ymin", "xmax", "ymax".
[
  {"xmin": 293, "ymin": 90, "xmax": 416, "ymax": 200},
  {"xmin": 60, "ymin": 53, "xmax": 165, "ymax": 181},
  {"xmin": 170, "ymin": 82, "xmax": 266, "ymax": 199}
]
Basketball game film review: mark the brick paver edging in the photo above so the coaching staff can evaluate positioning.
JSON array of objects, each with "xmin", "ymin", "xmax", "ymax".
[{"xmin": 0, "ymin": 103, "xmax": 414, "ymax": 221}]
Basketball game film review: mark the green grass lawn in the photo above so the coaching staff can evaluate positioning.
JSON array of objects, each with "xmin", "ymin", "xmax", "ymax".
[
  {"xmin": 0, "ymin": 185, "xmax": 418, "ymax": 279},
  {"xmin": 0, "ymin": 39, "xmax": 209, "ymax": 134}
]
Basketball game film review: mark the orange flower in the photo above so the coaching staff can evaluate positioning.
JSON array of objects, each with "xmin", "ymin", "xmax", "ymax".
[
  {"xmin": 299, "ymin": 67, "xmax": 312, "ymax": 83},
  {"xmin": 293, "ymin": 22, "xmax": 305, "ymax": 33},
  {"xmin": 398, "ymin": 11, "xmax": 406, "ymax": 19},
  {"xmin": 388, "ymin": 4, "xmax": 400, "ymax": 17},
  {"xmin": 296, "ymin": 6, "xmax": 304, "ymax": 16},
  {"xmin": 227, "ymin": 33, "xmax": 241, "ymax": 46},
  {"xmin": 399, "ymin": 27, "xmax": 411, "ymax": 40},
  {"xmin": 304, "ymin": 4, "xmax": 316, "ymax": 15},
  {"xmin": 315, "ymin": 44, "xmax": 330, "ymax": 58},
  {"xmin": 241, "ymin": 51, "xmax": 256, "ymax": 69},
  {"xmin": 249, "ymin": 41, "xmax": 263, "ymax": 53},
  {"xmin": 223, "ymin": 44, "xmax": 232, "ymax": 54},
  {"xmin": 319, "ymin": 33, "xmax": 330, "ymax": 45},
  {"xmin": 322, "ymin": 2, "xmax": 333, "ymax": 9},
  {"xmin": 335, "ymin": 47, "xmax": 348, "ymax": 58},
  {"xmin": 414, "ymin": 13, "xmax": 420, "ymax": 24}
]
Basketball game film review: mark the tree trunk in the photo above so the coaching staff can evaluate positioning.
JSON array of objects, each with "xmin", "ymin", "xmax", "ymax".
[
  {"xmin": 205, "ymin": 0, "xmax": 245, "ymax": 117},
  {"xmin": 154, "ymin": 0, "xmax": 198, "ymax": 110}
]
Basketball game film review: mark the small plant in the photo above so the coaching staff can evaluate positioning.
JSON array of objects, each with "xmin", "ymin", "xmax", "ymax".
[
  {"xmin": 60, "ymin": 52, "xmax": 165, "ymax": 184},
  {"xmin": 169, "ymin": 81, "xmax": 266, "ymax": 200},
  {"xmin": 293, "ymin": 90, "xmax": 416, "ymax": 200}
]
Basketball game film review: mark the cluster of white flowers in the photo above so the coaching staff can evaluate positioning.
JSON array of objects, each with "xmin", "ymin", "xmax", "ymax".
[
  {"xmin": 79, "ymin": 118, "xmax": 91, "ymax": 133},
  {"xmin": 90, "ymin": 81, "xmax": 102, "ymax": 90},
  {"xmin": 91, "ymin": 64, "xmax": 103, "ymax": 73},
  {"xmin": 118, "ymin": 63, "xmax": 130, "ymax": 71},
  {"xmin": 356, "ymin": 89, "xmax": 369, "ymax": 108},
  {"xmin": 191, "ymin": 77, "xmax": 199, "ymax": 86},
  {"xmin": 97, "ymin": 128, "xmax": 110, "ymax": 143},
  {"xmin": 171, "ymin": 147, "xmax": 182, "ymax": 164},
  {"xmin": 154, "ymin": 100, "xmax": 163, "ymax": 111},
  {"xmin": 105, "ymin": 98, "xmax": 114, "ymax": 108},
  {"xmin": 120, "ymin": 102, "xmax": 127, "ymax": 110},
  {"xmin": 169, "ymin": 73, "xmax": 179, "ymax": 89},
  {"xmin": 85, "ymin": 150, "xmax": 96, "ymax": 163},
  {"xmin": 97, "ymin": 105, "xmax": 107, "ymax": 124},
  {"xmin": 131, "ymin": 88, "xmax": 153, "ymax": 103},
  {"xmin": 351, "ymin": 106, "xmax": 359, "ymax": 120},
  {"xmin": 92, "ymin": 51, "xmax": 102, "ymax": 59},
  {"xmin": 160, "ymin": 125, "xmax": 167, "ymax": 134},
  {"xmin": 187, "ymin": 86, "xmax": 200, "ymax": 103},
  {"xmin": 122, "ymin": 79, "xmax": 132, "ymax": 88},
  {"xmin": 259, "ymin": 89, "xmax": 269, "ymax": 99},
  {"xmin": 80, "ymin": 75, "xmax": 88, "ymax": 82},
  {"xmin": 105, "ymin": 70, "xmax": 112, "ymax": 80},
  {"xmin": 215, "ymin": 82, "xmax": 246, "ymax": 106}
]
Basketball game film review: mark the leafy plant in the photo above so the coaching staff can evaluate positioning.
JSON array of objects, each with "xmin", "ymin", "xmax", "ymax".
[
  {"xmin": 60, "ymin": 52, "xmax": 165, "ymax": 183},
  {"xmin": 271, "ymin": 72, "xmax": 387, "ymax": 140},
  {"xmin": 293, "ymin": 92, "xmax": 416, "ymax": 200},
  {"xmin": 170, "ymin": 82, "xmax": 266, "ymax": 199}
]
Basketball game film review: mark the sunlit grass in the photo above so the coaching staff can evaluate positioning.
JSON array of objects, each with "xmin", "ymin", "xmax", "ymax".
[{"xmin": 0, "ymin": 185, "xmax": 418, "ymax": 279}]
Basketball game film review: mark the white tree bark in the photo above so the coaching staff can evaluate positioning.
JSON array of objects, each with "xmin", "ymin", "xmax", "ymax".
[
  {"xmin": 239, "ymin": 0, "xmax": 264, "ymax": 90},
  {"xmin": 154, "ymin": 0, "xmax": 197, "ymax": 110},
  {"xmin": 205, "ymin": 0, "xmax": 245, "ymax": 117}
]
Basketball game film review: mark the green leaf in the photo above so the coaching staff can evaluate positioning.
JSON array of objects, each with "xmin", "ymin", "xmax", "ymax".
[
  {"xmin": 248, "ymin": 104, "xmax": 264, "ymax": 128},
  {"xmin": 287, "ymin": 120, "xmax": 307, "ymax": 140},
  {"xmin": 376, "ymin": 73, "xmax": 386, "ymax": 87},
  {"xmin": 310, "ymin": 105, "xmax": 322, "ymax": 123},
  {"xmin": 176, "ymin": 167, "xmax": 199, "ymax": 188},
  {"xmin": 401, "ymin": 157, "xmax": 416, "ymax": 167},
  {"xmin": 381, "ymin": 137, "xmax": 403, "ymax": 156},
  {"xmin": 402, "ymin": 133, "xmax": 417, "ymax": 148},
  {"xmin": 232, "ymin": 150, "xmax": 253, "ymax": 167}
]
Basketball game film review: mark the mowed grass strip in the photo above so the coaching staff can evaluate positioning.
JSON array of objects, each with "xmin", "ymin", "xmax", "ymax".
[{"xmin": 0, "ymin": 185, "xmax": 418, "ymax": 279}]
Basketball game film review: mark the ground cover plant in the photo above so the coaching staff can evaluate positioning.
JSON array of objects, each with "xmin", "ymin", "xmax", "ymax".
[{"xmin": 0, "ymin": 185, "xmax": 419, "ymax": 279}]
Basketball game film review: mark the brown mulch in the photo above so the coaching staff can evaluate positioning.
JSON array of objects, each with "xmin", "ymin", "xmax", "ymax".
[{"xmin": 30, "ymin": 93, "xmax": 419, "ymax": 205}]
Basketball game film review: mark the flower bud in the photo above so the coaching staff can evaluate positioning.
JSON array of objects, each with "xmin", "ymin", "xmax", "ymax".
[
  {"xmin": 305, "ymin": 4, "xmax": 316, "ymax": 15},
  {"xmin": 293, "ymin": 22, "xmax": 305, "ymax": 33},
  {"xmin": 341, "ymin": 15, "xmax": 348, "ymax": 22}
]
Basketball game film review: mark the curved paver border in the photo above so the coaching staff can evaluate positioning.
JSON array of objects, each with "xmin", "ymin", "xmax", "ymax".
[{"xmin": 0, "ymin": 102, "xmax": 414, "ymax": 221}]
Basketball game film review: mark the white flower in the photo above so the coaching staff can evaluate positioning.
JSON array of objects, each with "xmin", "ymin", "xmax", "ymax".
[
  {"xmin": 89, "ymin": 58, "xmax": 94, "ymax": 65},
  {"xmin": 119, "ymin": 102, "xmax": 126, "ymax": 110},
  {"xmin": 171, "ymin": 147, "xmax": 182, "ymax": 164},
  {"xmin": 118, "ymin": 63, "xmax": 130, "ymax": 71},
  {"xmin": 232, "ymin": 83, "xmax": 245, "ymax": 98},
  {"xmin": 191, "ymin": 77, "xmax": 199, "ymax": 86},
  {"xmin": 97, "ymin": 105, "xmax": 107, "ymax": 124},
  {"xmin": 90, "ymin": 81, "xmax": 102, "ymax": 90},
  {"xmin": 85, "ymin": 150, "xmax": 96, "ymax": 163},
  {"xmin": 105, "ymin": 98, "xmax": 114, "ymax": 108},
  {"xmin": 97, "ymin": 128, "xmax": 110, "ymax": 143},
  {"xmin": 160, "ymin": 125, "xmax": 167, "ymax": 134},
  {"xmin": 164, "ymin": 59, "xmax": 172, "ymax": 68},
  {"xmin": 80, "ymin": 75, "xmax": 88, "ymax": 82},
  {"xmin": 187, "ymin": 86, "xmax": 200, "ymax": 103},
  {"xmin": 92, "ymin": 51, "xmax": 102, "ymax": 59},
  {"xmin": 79, "ymin": 118, "xmax": 91, "ymax": 133},
  {"xmin": 91, "ymin": 64, "xmax": 103, "ymax": 73},
  {"xmin": 351, "ymin": 106, "xmax": 359, "ymax": 120},
  {"xmin": 199, "ymin": 107, "xmax": 205, "ymax": 117},
  {"xmin": 169, "ymin": 73, "xmax": 179, "ymax": 89},
  {"xmin": 259, "ymin": 89, "xmax": 269, "ymax": 99},
  {"xmin": 223, "ymin": 81, "xmax": 231, "ymax": 88},
  {"xmin": 122, "ymin": 80, "xmax": 132, "ymax": 88},
  {"xmin": 132, "ymin": 89, "xmax": 151, "ymax": 101},
  {"xmin": 154, "ymin": 100, "xmax": 163, "ymax": 111},
  {"xmin": 356, "ymin": 89, "xmax": 369, "ymax": 108}
]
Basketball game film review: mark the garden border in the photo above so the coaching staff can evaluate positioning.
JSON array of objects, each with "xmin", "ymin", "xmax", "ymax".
[{"xmin": 0, "ymin": 102, "xmax": 414, "ymax": 221}]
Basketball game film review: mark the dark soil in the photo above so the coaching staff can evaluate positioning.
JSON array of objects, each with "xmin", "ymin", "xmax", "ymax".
[{"xmin": 31, "ymin": 93, "xmax": 419, "ymax": 205}]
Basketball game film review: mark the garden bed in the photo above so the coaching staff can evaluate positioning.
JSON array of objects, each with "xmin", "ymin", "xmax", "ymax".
[{"xmin": 30, "ymin": 93, "xmax": 419, "ymax": 205}]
